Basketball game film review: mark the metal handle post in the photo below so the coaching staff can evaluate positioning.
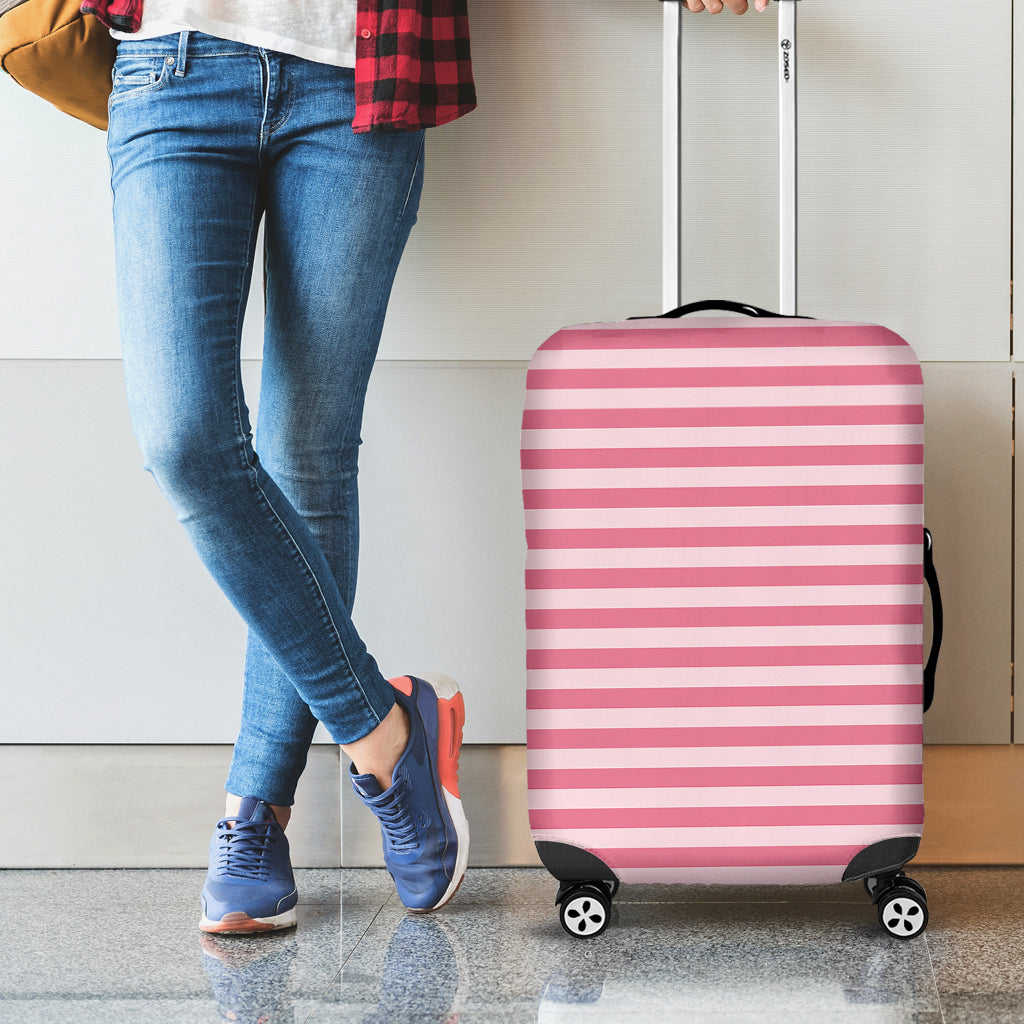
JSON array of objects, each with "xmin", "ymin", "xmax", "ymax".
[
  {"xmin": 663, "ymin": 1, "xmax": 799, "ymax": 316},
  {"xmin": 778, "ymin": 0, "xmax": 798, "ymax": 316},
  {"xmin": 662, "ymin": 1, "xmax": 682, "ymax": 314}
]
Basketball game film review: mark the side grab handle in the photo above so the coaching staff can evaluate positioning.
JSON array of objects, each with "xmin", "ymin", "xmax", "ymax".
[{"xmin": 923, "ymin": 528, "xmax": 942, "ymax": 713}]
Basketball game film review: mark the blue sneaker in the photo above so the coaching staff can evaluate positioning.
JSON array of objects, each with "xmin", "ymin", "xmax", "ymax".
[
  {"xmin": 350, "ymin": 673, "xmax": 470, "ymax": 912},
  {"xmin": 199, "ymin": 796, "xmax": 298, "ymax": 934}
]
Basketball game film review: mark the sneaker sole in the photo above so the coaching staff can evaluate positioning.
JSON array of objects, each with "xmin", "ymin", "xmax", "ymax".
[
  {"xmin": 416, "ymin": 672, "xmax": 471, "ymax": 913},
  {"xmin": 199, "ymin": 907, "xmax": 298, "ymax": 934}
]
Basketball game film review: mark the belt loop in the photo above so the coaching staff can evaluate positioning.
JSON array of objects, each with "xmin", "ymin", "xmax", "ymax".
[{"xmin": 174, "ymin": 30, "xmax": 189, "ymax": 77}]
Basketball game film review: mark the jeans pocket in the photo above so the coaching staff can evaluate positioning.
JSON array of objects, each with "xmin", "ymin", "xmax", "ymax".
[{"xmin": 109, "ymin": 55, "xmax": 173, "ymax": 104}]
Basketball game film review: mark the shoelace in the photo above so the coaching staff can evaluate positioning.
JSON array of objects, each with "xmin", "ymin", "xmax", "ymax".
[
  {"xmin": 372, "ymin": 782, "xmax": 421, "ymax": 854},
  {"xmin": 215, "ymin": 818, "xmax": 275, "ymax": 880}
]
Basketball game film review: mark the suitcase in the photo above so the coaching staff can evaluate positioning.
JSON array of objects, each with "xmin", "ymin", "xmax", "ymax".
[{"xmin": 522, "ymin": 1, "xmax": 942, "ymax": 940}]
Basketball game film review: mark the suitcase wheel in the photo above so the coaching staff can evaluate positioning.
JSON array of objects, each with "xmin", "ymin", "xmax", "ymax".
[
  {"xmin": 557, "ymin": 883, "xmax": 612, "ymax": 939},
  {"xmin": 865, "ymin": 874, "xmax": 927, "ymax": 902},
  {"xmin": 874, "ymin": 878, "xmax": 929, "ymax": 939}
]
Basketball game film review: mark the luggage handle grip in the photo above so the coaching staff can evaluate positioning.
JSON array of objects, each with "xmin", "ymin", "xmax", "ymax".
[
  {"xmin": 628, "ymin": 299, "xmax": 815, "ymax": 320},
  {"xmin": 923, "ymin": 527, "xmax": 941, "ymax": 713}
]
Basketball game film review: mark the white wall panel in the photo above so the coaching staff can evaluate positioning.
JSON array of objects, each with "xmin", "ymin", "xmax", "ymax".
[
  {"xmin": 0, "ymin": 361, "xmax": 249, "ymax": 742},
  {"xmin": 0, "ymin": 77, "xmax": 266, "ymax": 361},
  {"xmin": 922, "ymin": 364, "xmax": 1012, "ymax": 744},
  {"xmin": 379, "ymin": 0, "xmax": 663, "ymax": 359},
  {"xmin": 354, "ymin": 363, "xmax": 528, "ymax": 741},
  {"xmin": 0, "ymin": 360, "xmax": 528, "ymax": 744},
  {"xmin": 0, "ymin": 86, "xmax": 120, "ymax": 359}
]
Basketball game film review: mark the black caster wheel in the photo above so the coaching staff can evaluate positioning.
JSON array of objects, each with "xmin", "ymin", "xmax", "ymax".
[
  {"xmin": 898, "ymin": 876, "xmax": 928, "ymax": 902},
  {"xmin": 877, "ymin": 886, "xmax": 928, "ymax": 939},
  {"xmin": 866, "ymin": 873, "xmax": 927, "ymax": 903},
  {"xmin": 559, "ymin": 884, "xmax": 611, "ymax": 938}
]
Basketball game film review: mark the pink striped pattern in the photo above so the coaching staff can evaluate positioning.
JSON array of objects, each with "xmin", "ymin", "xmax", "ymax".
[
  {"xmin": 523, "ymin": 405, "xmax": 924, "ymax": 429},
  {"xmin": 527, "ymin": 606, "xmax": 922, "ymax": 629},
  {"xmin": 522, "ymin": 445, "xmax": 924, "ymax": 470},
  {"xmin": 527, "ymin": 646, "xmax": 923, "ymax": 671},
  {"xmin": 528, "ymin": 763, "xmax": 923, "ymax": 789},
  {"xmin": 529, "ymin": 723, "xmax": 923, "ymax": 749},
  {"xmin": 526, "ymin": 524, "xmax": 922, "ymax": 550},
  {"xmin": 527, "ymin": 564, "xmax": 921, "ymax": 588},
  {"xmin": 599, "ymin": 845, "xmax": 879, "ymax": 869},
  {"xmin": 527, "ymin": 364, "xmax": 923, "ymax": 390},
  {"xmin": 529, "ymin": 804, "xmax": 924, "ymax": 830},
  {"xmin": 523, "ymin": 319, "xmax": 925, "ymax": 885},
  {"xmin": 527, "ymin": 684, "xmax": 922, "ymax": 709},
  {"xmin": 524, "ymin": 484, "xmax": 922, "ymax": 510}
]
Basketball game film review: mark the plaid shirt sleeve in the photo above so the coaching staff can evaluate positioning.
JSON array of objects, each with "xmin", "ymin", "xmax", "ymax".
[
  {"xmin": 79, "ymin": 0, "xmax": 143, "ymax": 32},
  {"xmin": 79, "ymin": 0, "xmax": 476, "ymax": 134},
  {"xmin": 353, "ymin": 0, "xmax": 477, "ymax": 134}
]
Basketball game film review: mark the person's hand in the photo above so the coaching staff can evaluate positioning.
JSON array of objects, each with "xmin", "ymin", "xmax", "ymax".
[{"xmin": 685, "ymin": 0, "xmax": 771, "ymax": 12}]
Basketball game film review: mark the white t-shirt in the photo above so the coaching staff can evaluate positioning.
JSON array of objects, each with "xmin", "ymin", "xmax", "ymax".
[{"xmin": 109, "ymin": 1, "xmax": 357, "ymax": 69}]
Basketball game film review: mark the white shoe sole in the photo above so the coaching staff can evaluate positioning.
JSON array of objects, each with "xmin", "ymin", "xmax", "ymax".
[{"xmin": 199, "ymin": 906, "xmax": 298, "ymax": 934}]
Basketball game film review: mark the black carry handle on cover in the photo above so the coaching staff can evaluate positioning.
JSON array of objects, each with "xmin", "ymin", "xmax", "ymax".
[
  {"xmin": 923, "ymin": 529, "xmax": 941, "ymax": 712},
  {"xmin": 628, "ymin": 299, "xmax": 813, "ymax": 320},
  {"xmin": 659, "ymin": 299, "xmax": 811, "ymax": 319}
]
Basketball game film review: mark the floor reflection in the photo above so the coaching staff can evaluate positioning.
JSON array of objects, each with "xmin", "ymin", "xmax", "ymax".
[
  {"xmin": 200, "ymin": 931, "xmax": 299, "ymax": 1024},
  {"xmin": 339, "ymin": 913, "xmax": 468, "ymax": 1023}
]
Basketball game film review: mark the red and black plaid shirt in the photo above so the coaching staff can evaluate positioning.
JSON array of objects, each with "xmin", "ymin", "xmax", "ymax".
[{"xmin": 79, "ymin": 0, "xmax": 476, "ymax": 133}]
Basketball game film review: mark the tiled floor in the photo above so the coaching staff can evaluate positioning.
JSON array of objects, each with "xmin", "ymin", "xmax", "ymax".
[{"xmin": 1, "ymin": 867, "xmax": 1021, "ymax": 1023}]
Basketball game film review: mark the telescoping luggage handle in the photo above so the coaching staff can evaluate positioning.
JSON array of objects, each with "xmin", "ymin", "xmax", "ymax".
[{"xmin": 659, "ymin": 0, "xmax": 800, "ymax": 317}]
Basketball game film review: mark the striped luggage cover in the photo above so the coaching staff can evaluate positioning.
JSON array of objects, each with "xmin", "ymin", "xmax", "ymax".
[{"xmin": 523, "ymin": 316, "xmax": 925, "ymax": 886}]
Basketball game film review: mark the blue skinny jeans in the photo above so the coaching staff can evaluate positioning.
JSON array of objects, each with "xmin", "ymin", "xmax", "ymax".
[{"xmin": 107, "ymin": 30, "xmax": 425, "ymax": 805}]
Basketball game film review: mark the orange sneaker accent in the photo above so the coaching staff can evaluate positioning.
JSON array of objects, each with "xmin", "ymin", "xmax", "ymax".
[
  {"xmin": 436, "ymin": 690, "xmax": 465, "ymax": 799},
  {"xmin": 201, "ymin": 912, "xmax": 275, "ymax": 934},
  {"xmin": 390, "ymin": 675, "xmax": 414, "ymax": 697}
]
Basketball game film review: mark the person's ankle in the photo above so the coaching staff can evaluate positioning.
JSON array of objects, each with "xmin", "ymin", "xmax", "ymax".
[{"xmin": 342, "ymin": 702, "xmax": 411, "ymax": 791}]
